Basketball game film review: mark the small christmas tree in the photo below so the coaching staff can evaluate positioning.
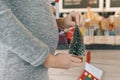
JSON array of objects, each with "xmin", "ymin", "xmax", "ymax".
[{"xmin": 69, "ymin": 25, "xmax": 85, "ymax": 56}]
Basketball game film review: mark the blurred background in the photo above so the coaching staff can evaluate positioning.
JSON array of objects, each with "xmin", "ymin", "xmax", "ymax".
[{"xmin": 49, "ymin": 0, "xmax": 120, "ymax": 80}]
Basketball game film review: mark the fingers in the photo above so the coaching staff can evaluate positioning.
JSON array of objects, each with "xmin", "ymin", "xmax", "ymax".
[
  {"xmin": 64, "ymin": 15, "xmax": 75, "ymax": 28},
  {"xmin": 70, "ymin": 56, "xmax": 84, "ymax": 68},
  {"xmin": 70, "ymin": 56, "xmax": 82, "ymax": 63},
  {"xmin": 64, "ymin": 11, "xmax": 81, "ymax": 28},
  {"xmin": 53, "ymin": 53, "xmax": 85, "ymax": 69},
  {"xmin": 66, "ymin": 21, "xmax": 75, "ymax": 28},
  {"xmin": 69, "ymin": 11, "xmax": 81, "ymax": 26},
  {"xmin": 70, "ymin": 62, "xmax": 84, "ymax": 68},
  {"xmin": 69, "ymin": 56, "xmax": 85, "ymax": 68}
]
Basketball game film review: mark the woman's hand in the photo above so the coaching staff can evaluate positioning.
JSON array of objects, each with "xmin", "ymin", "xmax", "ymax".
[
  {"xmin": 43, "ymin": 53, "xmax": 83, "ymax": 69},
  {"xmin": 63, "ymin": 11, "xmax": 81, "ymax": 28}
]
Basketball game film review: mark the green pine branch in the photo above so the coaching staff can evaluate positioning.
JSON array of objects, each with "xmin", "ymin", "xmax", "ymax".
[{"xmin": 69, "ymin": 25, "xmax": 85, "ymax": 56}]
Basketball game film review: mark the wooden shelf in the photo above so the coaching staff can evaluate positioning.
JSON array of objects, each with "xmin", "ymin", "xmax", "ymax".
[{"xmin": 57, "ymin": 44, "xmax": 120, "ymax": 50}]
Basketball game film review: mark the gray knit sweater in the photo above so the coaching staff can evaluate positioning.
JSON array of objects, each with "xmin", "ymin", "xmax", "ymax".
[{"xmin": 0, "ymin": 0, "xmax": 58, "ymax": 80}]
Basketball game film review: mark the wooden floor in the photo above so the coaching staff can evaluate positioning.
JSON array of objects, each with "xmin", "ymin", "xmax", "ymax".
[{"xmin": 48, "ymin": 50, "xmax": 120, "ymax": 80}]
